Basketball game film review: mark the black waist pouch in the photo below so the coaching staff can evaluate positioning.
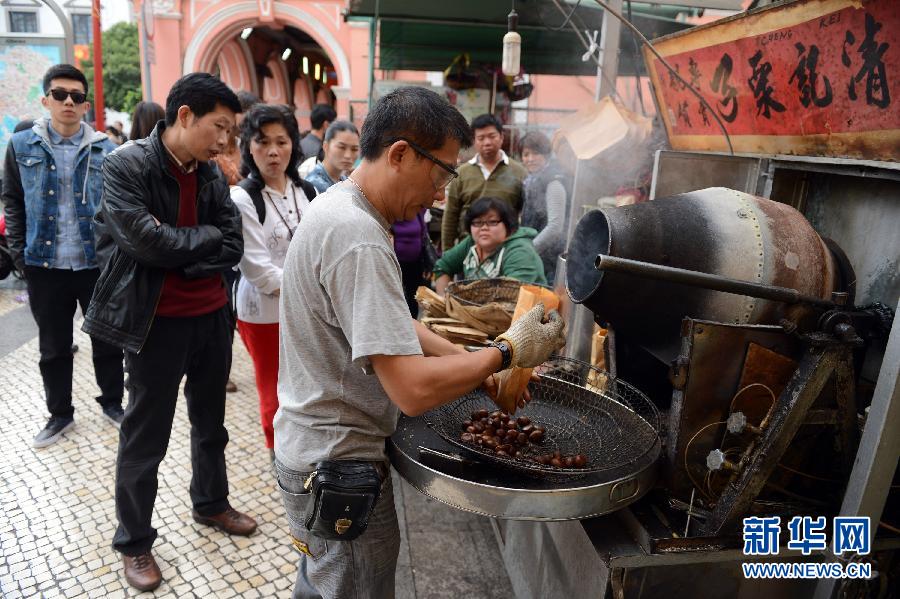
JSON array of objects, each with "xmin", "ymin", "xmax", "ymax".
[{"xmin": 303, "ymin": 461, "xmax": 382, "ymax": 541}]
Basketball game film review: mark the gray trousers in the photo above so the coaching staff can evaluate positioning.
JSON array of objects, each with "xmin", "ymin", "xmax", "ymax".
[{"xmin": 275, "ymin": 460, "xmax": 400, "ymax": 599}]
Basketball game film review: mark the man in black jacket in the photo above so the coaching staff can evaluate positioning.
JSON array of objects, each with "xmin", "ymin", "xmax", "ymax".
[{"xmin": 83, "ymin": 73, "xmax": 256, "ymax": 592}]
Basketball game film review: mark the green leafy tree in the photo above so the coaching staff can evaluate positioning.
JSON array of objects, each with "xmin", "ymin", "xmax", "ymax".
[{"xmin": 81, "ymin": 22, "xmax": 142, "ymax": 115}]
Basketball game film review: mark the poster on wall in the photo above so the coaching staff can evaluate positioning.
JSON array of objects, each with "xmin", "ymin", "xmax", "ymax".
[
  {"xmin": 643, "ymin": 0, "xmax": 899, "ymax": 162},
  {"xmin": 0, "ymin": 36, "xmax": 66, "ymax": 173}
]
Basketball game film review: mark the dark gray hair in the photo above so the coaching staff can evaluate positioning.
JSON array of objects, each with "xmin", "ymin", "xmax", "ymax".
[
  {"xmin": 324, "ymin": 120, "xmax": 359, "ymax": 142},
  {"xmin": 359, "ymin": 86, "xmax": 473, "ymax": 161}
]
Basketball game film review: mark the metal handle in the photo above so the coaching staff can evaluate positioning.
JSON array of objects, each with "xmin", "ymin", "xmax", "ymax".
[{"xmin": 595, "ymin": 255, "xmax": 835, "ymax": 309}]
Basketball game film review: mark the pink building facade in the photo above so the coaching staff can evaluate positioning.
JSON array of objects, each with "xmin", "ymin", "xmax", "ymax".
[{"xmin": 136, "ymin": 0, "xmax": 620, "ymax": 130}]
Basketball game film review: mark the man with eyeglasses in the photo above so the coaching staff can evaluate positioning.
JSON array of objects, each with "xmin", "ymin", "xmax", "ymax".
[
  {"xmin": 275, "ymin": 86, "xmax": 565, "ymax": 598},
  {"xmin": 440, "ymin": 113, "xmax": 528, "ymax": 251},
  {"xmin": 2, "ymin": 63, "xmax": 124, "ymax": 448}
]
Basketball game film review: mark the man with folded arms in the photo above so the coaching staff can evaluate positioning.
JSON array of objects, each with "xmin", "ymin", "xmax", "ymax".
[{"xmin": 83, "ymin": 73, "xmax": 256, "ymax": 591}]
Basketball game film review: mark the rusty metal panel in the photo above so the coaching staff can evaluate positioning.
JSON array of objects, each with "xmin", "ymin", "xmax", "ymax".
[
  {"xmin": 650, "ymin": 150, "xmax": 765, "ymax": 200},
  {"xmin": 667, "ymin": 319, "xmax": 801, "ymax": 499},
  {"xmin": 642, "ymin": 0, "xmax": 900, "ymax": 161}
]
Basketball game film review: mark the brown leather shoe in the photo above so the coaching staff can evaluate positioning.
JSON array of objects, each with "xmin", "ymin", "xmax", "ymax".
[
  {"xmin": 122, "ymin": 552, "xmax": 162, "ymax": 591},
  {"xmin": 193, "ymin": 507, "xmax": 257, "ymax": 536}
]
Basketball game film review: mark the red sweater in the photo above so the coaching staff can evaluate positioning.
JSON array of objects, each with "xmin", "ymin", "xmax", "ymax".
[{"xmin": 155, "ymin": 163, "xmax": 228, "ymax": 317}]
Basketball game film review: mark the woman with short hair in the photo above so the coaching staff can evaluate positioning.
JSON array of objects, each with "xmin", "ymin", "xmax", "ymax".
[
  {"xmin": 230, "ymin": 104, "xmax": 317, "ymax": 454},
  {"xmin": 433, "ymin": 196, "xmax": 546, "ymax": 295},
  {"xmin": 519, "ymin": 131, "xmax": 571, "ymax": 284}
]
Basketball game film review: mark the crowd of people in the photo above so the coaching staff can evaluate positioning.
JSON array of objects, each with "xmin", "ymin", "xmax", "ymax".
[{"xmin": 1, "ymin": 63, "xmax": 568, "ymax": 597}]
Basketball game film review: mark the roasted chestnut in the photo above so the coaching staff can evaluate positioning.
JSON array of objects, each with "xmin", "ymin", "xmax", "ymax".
[
  {"xmin": 462, "ymin": 419, "xmax": 472, "ymax": 430},
  {"xmin": 550, "ymin": 458, "xmax": 563, "ymax": 468},
  {"xmin": 528, "ymin": 430, "xmax": 544, "ymax": 443},
  {"xmin": 473, "ymin": 422, "xmax": 485, "ymax": 433},
  {"xmin": 563, "ymin": 456, "xmax": 575, "ymax": 468},
  {"xmin": 475, "ymin": 409, "xmax": 489, "ymax": 419},
  {"xmin": 573, "ymin": 454, "xmax": 587, "ymax": 468},
  {"xmin": 460, "ymin": 433, "xmax": 474, "ymax": 443},
  {"xmin": 466, "ymin": 425, "xmax": 476, "ymax": 434},
  {"xmin": 516, "ymin": 433, "xmax": 528, "ymax": 445},
  {"xmin": 516, "ymin": 416, "xmax": 531, "ymax": 427}
]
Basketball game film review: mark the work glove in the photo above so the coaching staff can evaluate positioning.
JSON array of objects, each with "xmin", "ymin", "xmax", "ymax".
[{"xmin": 495, "ymin": 303, "xmax": 566, "ymax": 369}]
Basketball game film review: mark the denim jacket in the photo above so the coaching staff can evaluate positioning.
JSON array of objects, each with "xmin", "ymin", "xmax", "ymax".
[{"xmin": 1, "ymin": 118, "xmax": 115, "ymax": 269}]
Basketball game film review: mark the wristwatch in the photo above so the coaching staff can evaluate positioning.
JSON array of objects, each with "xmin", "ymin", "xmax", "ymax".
[{"xmin": 489, "ymin": 340, "xmax": 512, "ymax": 372}]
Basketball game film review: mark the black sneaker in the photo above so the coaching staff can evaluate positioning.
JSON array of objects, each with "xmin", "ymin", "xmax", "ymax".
[
  {"xmin": 102, "ymin": 404, "xmax": 125, "ymax": 430},
  {"xmin": 33, "ymin": 417, "xmax": 75, "ymax": 448}
]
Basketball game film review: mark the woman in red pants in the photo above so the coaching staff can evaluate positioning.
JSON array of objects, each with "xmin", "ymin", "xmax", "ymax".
[{"xmin": 231, "ymin": 104, "xmax": 318, "ymax": 458}]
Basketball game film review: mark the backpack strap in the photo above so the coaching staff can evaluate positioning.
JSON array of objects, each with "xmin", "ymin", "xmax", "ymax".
[
  {"xmin": 297, "ymin": 178, "xmax": 318, "ymax": 202},
  {"xmin": 237, "ymin": 177, "xmax": 266, "ymax": 224}
]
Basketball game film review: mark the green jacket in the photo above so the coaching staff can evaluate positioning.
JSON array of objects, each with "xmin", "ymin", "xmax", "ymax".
[
  {"xmin": 434, "ymin": 227, "xmax": 547, "ymax": 285},
  {"xmin": 440, "ymin": 158, "xmax": 528, "ymax": 250}
]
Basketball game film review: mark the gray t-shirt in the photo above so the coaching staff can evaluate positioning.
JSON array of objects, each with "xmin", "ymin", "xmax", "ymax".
[
  {"xmin": 299, "ymin": 133, "xmax": 323, "ymax": 161},
  {"xmin": 274, "ymin": 180, "xmax": 422, "ymax": 471}
]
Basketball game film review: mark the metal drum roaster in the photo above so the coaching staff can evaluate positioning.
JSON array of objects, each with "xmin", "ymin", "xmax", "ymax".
[{"xmin": 566, "ymin": 187, "xmax": 842, "ymax": 363}]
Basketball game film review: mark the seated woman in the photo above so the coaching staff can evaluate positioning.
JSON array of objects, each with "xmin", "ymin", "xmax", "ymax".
[{"xmin": 434, "ymin": 196, "xmax": 546, "ymax": 295}]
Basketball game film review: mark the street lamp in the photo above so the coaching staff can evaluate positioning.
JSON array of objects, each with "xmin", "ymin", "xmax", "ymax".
[
  {"xmin": 502, "ymin": 4, "xmax": 521, "ymax": 76},
  {"xmin": 302, "ymin": 56, "xmax": 309, "ymax": 75},
  {"xmin": 241, "ymin": 27, "xmax": 253, "ymax": 40},
  {"xmin": 281, "ymin": 48, "xmax": 292, "ymax": 61}
]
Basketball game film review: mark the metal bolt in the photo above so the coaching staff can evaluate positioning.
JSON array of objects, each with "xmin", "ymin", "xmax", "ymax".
[{"xmin": 706, "ymin": 449, "xmax": 740, "ymax": 473}]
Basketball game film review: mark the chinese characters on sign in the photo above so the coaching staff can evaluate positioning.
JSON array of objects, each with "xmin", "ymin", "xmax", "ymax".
[
  {"xmin": 643, "ymin": 0, "xmax": 899, "ymax": 160},
  {"xmin": 742, "ymin": 516, "xmax": 871, "ymax": 557}
]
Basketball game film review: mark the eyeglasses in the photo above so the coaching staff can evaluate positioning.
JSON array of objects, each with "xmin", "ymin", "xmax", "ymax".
[
  {"xmin": 47, "ymin": 88, "xmax": 87, "ymax": 104},
  {"xmin": 471, "ymin": 219, "xmax": 503, "ymax": 229},
  {"xmin": 387, "ymin": 137, "xmax": 458, "ymax": 188}
]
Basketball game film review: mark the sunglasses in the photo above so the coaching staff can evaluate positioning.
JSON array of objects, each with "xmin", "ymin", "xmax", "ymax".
[
  {"xmin": 387, "ymin": 137, "xmax": 458, "ymax": 188},
  {"xmin": 47, "ymin": 88, "xmax": 87, "ymax": 104}
]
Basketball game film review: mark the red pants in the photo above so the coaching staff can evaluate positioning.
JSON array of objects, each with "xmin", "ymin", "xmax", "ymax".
[{"xmin": 237, "ymin": 320, "xmax": 280, "ymax": 449}]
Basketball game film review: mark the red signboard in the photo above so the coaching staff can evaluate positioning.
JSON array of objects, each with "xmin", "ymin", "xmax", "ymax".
[{"xmin": 643, "ymin": 0, "xmax": 899, "ymax": 161}]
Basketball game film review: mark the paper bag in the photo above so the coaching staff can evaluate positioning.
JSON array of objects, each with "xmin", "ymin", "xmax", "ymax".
[{"xmin": 493, "ymin": 285, "xmax": 561, "ymax": 414}]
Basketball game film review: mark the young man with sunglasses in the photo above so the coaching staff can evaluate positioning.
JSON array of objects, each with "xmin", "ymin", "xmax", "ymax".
[
  {"xmin": 275, "ymin": 86, "xmax": 566, "ymax": 598},
  {"xmin": 2, "ymin": 63, "xmax": 124, "ymax": 448},
  {"xmin": 440, "ymin": 113, "xmax": 528, "ymax": 251}
]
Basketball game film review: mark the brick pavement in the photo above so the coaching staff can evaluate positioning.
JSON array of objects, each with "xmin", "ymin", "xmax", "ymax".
[{"xmin": 0, "ymin": 310, "xmax": 513, "ymax": 598}]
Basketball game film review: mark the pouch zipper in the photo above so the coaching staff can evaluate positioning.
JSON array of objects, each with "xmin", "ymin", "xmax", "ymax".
[{"xmin": 304, "ymin": 470, "xmax": 318, "ymax": 491}]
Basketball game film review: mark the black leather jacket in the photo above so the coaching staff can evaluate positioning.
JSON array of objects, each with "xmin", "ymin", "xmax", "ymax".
[{"xmin": 82, "ymin": 122, "xmax": 242, "ymax": 352}]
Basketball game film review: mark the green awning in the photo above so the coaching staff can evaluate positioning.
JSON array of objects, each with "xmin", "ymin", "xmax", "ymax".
[{"xmin": 347, "ymin": 0, "xmax": 696, "ymax": 76}]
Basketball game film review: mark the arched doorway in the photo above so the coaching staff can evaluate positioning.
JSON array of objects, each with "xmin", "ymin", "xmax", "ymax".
[{"xmin": 181, "ymin": 2, "xmax": 351, "ymax": 129}]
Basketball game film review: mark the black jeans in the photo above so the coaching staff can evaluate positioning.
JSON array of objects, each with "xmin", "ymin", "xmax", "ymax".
[
  {"xmin": 113, "ymin": 306, "xmax": 233, "ymax": 556},
  {"xmin": 398, "ymin": 257, "xmax": 426, "ymax": 317},
  {"xmin": 24, "ymin": 266, "xmax": 124, "ymax": 419}
]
